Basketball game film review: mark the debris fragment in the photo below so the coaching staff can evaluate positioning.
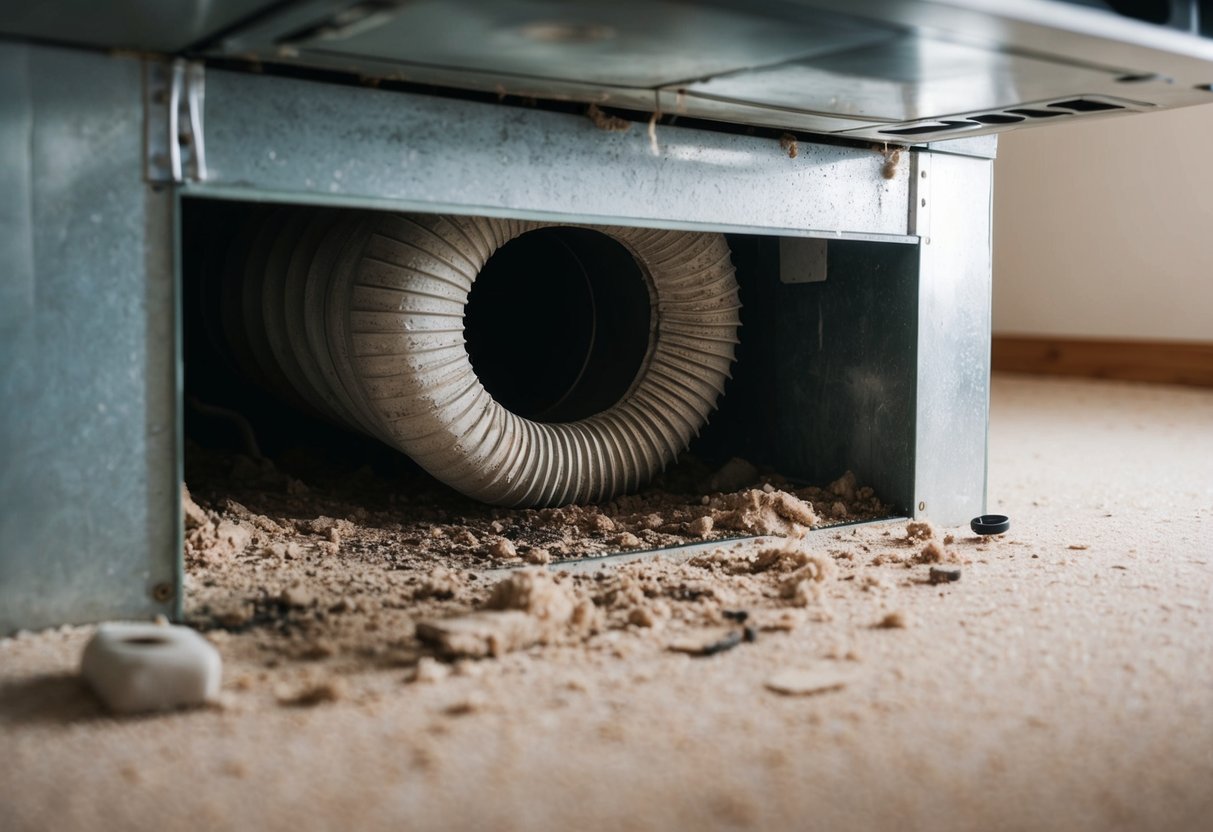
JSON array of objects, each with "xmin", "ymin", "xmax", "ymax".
[
  {"xmin": 416, "ymin": 611, "xmax": 545, "ymax": 659},
  {"xmin": 828, "ymin": 471, "xmax": 858, "ymax": 502},
  {"xmin": 688, "ymin": 515, "xmax": 714, "ymax": 538},
  {"xmin": 628, "ymin": 603, "xmax": 669, "ymax": 629},
  {"xmin": 906, "ymin": 520, "xmax": 936, "ymax": 542},
  {"xmin": 588, "ymin": 103, "xmax": 630, "ymax": 132},
  {"xmin": 874, "ymin": 610, "xmax": 908, "ymax": 629},
  {"xmin": 765, "ymin": 667, "xmax": 851, "ymax": 696},
  {"xmin": 929, "ymin": 565, "xmax": 962, "ymax": 584},
  {"xmin": 444, "ymin": 694, "xmax": 487, "ymax": 716},
  {"xmin": 712, "ymin": 489, "xmax": 819, "ymax": 536},
  {"xmin": 410, "ymin": 657, "xmax": 451, "ymax": 684},
  {"xmin": 669, "ymin": 628, "xmax": 744, "ymax": 657},
  {"xmin": 523, "ymin": 547, "xmax": 552, "ymax": 565},
  {"xmin": 485, "ymin": 569, "xmax": 577, "ymax": 623},
  {"xmin": 915, "ymin": 541, "xmax": 947, "ymax": 564},
  {"xmin": 880, "ymin": 146, "xmax": 902, "ymax": 180},
  {"xmin": 277, "ymin": 679, "xmax": 345, "ymax": 707},
  {"xmin": 279, "ymin": 583, "xmax": 316, "ymax": 608},
  {"xmin": 779, "ymin": 132, "xmax": 799, "ymax": 159},
  {"xmin": 452, "ymin": 530, "xmax": 480, "ymax": 547},
  {"xmin": 487, "ymin": 538, "xmax": 519, "ymax": 561},
  {"xmin": 418, "ymin": 569, "xmax": 588, "ymax": 658},
  {"xmin": 1068, "ymin": 544, "xmax": 1089, "ymax": 551},
  {"xmin": 415, "ymin": 566, "xmax": 466, "ymax": 600}
]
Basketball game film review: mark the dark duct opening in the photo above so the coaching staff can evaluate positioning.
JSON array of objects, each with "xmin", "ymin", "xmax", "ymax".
[{"xmin": 463, "ymin": 227, "xmax": 653, "ymax": 423}]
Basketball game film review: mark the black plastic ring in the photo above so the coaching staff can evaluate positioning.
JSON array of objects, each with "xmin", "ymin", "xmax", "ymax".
[{"xmin": 971, "ymin": 514, "xmax": 1010, "ymax": 535}]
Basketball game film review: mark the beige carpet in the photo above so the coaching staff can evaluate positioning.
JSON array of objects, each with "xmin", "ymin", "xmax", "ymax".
[{"xmin": 3, "ymin": 374, "xmax": 1211, "ymax": 832}]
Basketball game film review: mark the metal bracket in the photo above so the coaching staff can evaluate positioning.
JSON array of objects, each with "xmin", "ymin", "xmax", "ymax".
[
  {"xmin": 778, "ymin": 237, "xmax": 828, "ymax": 284},
  {"xmin": 909, "ymin": 151, "xmax": 932, "ymax": 243},
  {"xmin": 144, "ymin": 59, "xmax": 207, "ymax": 183}
]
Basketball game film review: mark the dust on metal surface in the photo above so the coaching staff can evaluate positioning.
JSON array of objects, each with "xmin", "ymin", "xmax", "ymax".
[
  {"xmin": 193, "ymin": 69, "xmax": 913, "ymax": 239},
  {"xmin": 0, "ymin": 44, "xmax": 180, "ymax": 633}
]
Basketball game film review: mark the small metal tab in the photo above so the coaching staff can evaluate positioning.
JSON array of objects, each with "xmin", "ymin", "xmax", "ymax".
[
  {"xmin": 779, "ymin": 237, "xmax": 828, "ymax": 284},
  {"xmin": 145, "ymin": 59, "xmax": 207, "ymax": 183},
  {"xmin": 909, "ymin": 152, "xmax": 932, "ymax": 241}
]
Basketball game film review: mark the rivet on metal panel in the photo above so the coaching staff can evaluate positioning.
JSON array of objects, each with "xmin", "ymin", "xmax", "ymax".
[
  {"xmin": 151, "ymin": 582, "xmax": 175, "ymax": 604},
  {"xmin": 918, "ymin": 501, "xmax": 927, "ymax": 512},
  {"xmin": 909, "ymin": 152, "xmax": 932, "ymax": 240}
]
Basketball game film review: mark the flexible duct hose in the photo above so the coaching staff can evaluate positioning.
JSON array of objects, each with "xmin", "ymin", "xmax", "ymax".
[{"xmin": 225, "ymin": 210, "xmax": 741, "ymax": 507}]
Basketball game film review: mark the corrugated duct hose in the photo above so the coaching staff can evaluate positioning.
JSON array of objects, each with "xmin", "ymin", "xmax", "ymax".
[{"xmin": 222, "ymin": 209, "xmax": 741, "ymax": 507}]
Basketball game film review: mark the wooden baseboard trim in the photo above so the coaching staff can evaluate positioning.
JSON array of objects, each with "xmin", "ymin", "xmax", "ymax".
[{"xmin": 991, "ymin": 336, "xmax": 1213, "ymax": 388}]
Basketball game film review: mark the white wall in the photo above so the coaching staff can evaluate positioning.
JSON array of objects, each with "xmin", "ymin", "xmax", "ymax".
[{"xmin": 992, "ymin": 102, "xmax": 1213, "ymax": 342}]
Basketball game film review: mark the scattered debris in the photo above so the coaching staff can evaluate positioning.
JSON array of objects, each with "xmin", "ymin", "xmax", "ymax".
[
  {"xmin": 875, "ymin": 610, "xmax": 908, "ymax": 629},
  {"xmin": 415, "ymin": 566, "xmax": 466, "ymax": 601},
  {"xmin": 905, "ymin": 520, "xmax": 936, "ymax": 542},
  {"xmin": 81, "ymin": 622, "xmax": 222, "ymax": 714},
  {"xmin": 915, "ymin": 541, "xmax": 947, "ymax": 564},
  {"xmin": 587, "ymin": 103, "xmax": 630, "ymax": 132},
  {"xmin": 410, "ymin": 657, "xmax": 452, "ymax": 684},
  {"xmin": 419, "ymin": 569, "xmax": 592, "ymax": 658},
  {"xmin": 444, "ymin": 694, "xmax": 487, "ymax": 716},
  {"xmin": 880, "ymin": 146, "xmax": 902, "ymax": 180},
  {"xmin": 765, "ymin": 667, "xmax": 851, "ymax": 696},
  {"xmin": 487, "ymin": 538, "xmax": 519, "ymax": 561},
  {"xmin": 688, "ymin": 515, "xmax": 714, "ymax": 538},
  {"xmin": 669, "ymin": 627, "xmax": 744, "ymax": 657},
  {"xmin": 929, "ymin": 565, "xmax": 962, "ymax": 584},
  {"xmin": 278, "ymin": 678, "xmax": 345, "ymax": 707},
  {"xmin": 1068, "ymin": 544, "xmax": 1090, "ymax": 551},
  {"xmin": 523, "ymin": 547, "xmax": 552, "ymax": 565},
  {"xmin": 279, "ymin": 583, "xmax": 316, "ymax": 608},
  {"xmin": 416, "ymin": 611, "xmax": 547, "ymax": 659}
]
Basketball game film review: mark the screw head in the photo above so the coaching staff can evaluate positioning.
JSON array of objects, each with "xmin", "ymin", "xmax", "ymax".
[
  {"xmin": 917, "ymin": 501, "xmax": 927, "ymax": 512},
  {"xmin": 151, "ymin": 582, "xmax": 175, "ymax": 604}
]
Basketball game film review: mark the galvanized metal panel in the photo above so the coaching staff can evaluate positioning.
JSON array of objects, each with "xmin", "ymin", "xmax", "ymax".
[
  {"xmin": 193, "ymin": 69, "xmax": 912, "ymax": 238},
  {"xmin": 0, "ymin": 45, "xmax": 180, "ymax": 634},
  {"xmin": 0, "ymin": 0, "xmax": 282, "ymax": 53},
  {"xmin": 206, "ymin": 0, "xmax": 1213, "ymax": 142},
  {"xmin": 911, "ymin": 150, "xmax": 993, "ymax": 525}
]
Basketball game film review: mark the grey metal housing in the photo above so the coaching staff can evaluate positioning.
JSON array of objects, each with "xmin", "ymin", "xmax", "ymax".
[{"xmin": 0, "ymin": 40, "xmax": 997, "ymax": 632}]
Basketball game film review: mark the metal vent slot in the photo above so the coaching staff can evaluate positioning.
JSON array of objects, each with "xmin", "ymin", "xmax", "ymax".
[
  {"xmin": 967, "ymin": 114, "xmax": 1026, "ymax": 124},
  {"xmin": 1049, "ymin": 99, "xmax": 1126, "ymax": 111},
  {"xmin": 1005, "ymin": 108, "xmax": 1070, "ymax": 118},
  {"xmin": 878, "ymin": 121, "xmax": 978, "ymax": 136}
]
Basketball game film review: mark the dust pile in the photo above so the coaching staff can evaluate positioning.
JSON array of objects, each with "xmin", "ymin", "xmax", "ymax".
[
  {"xmin": 178, "ymin": 445, "xmax": 977, "ymax": 703},
  {"xmin": 184, "ymin": 446, "xmax": 887, "ymax": 573}
]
